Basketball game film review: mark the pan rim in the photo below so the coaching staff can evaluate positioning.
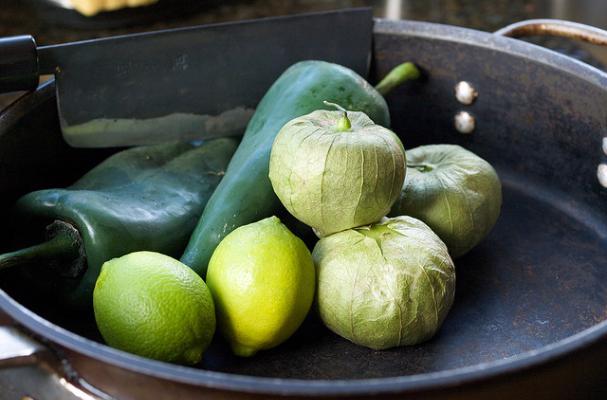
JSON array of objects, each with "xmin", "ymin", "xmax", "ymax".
[
  {"xmin": 2, "ymin": 18, "xmax": 607, "ymax": 396},
  {"xmin": 2, "ymin": 288, "xmax": 607, "ymax": 396},
  {"xmin": 374, "ymin": 18, "xmax": 607, "ymax": 88}
]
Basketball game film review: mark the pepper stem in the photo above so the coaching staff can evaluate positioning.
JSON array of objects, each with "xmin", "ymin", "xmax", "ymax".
[
  {"xmin": 374, "ymin": 62, "xmax": 421, "ymax": 96},
  {"xmin": 323, "ymin": 101, "xmax": 351, "ymax": 132},
  {"xmin": 0, "ymin": 232, "xmax": 76, "ymax": 272},
  {"xmin": 0, "ymin": 220, "xmax": 85, "ymax": 278}
]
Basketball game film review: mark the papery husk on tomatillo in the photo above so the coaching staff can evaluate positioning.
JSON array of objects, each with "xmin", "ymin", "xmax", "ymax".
[
  {"xmin": 313, "ymin": 216, "xmax": 456, "ymax": 350},
  {"xmin": 390, "ymin": 144, "xmax": 502, "ymax": 258},
  {"xmin": 269, "ymin": 104, "xmax": 405, "ymax": 237}
]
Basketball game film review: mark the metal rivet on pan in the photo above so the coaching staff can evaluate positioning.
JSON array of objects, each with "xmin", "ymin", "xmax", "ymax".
[
  {"xmin": 454, "ymin": 111, "xmax": 475, "ymax": 134},
  {"xmin": 602, "ymin": 137, "xmax": 607, "ymax": 155},
  {"xmin": 598, "ymin": 164, "xmax": 607, "ymax": 188},
  {"xmin": 455, "ymin": 81, "xmax": 478, "ymax": 105}
]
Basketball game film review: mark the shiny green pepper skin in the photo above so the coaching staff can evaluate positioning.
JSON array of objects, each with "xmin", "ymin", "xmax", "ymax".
[
  {"xmin": 8, "ymin": 138, "xmax": 237, "ymax": 308},
  {"xmin": 181, "ymin": 60, "xmax": 391, "ymax": 276}
]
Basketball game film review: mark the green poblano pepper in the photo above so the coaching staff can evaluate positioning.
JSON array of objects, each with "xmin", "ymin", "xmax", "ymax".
[
  {"xmin": 0, "ymin": 138, "xmax": 237, "ymax": 308},
  {"xmin": 269, "ymin": 107, "xmax": 405, "ymax": 237},
  {"xmin": 390, "ymin": 144, "xmax": 502, "ymax": 258},
  {"xmin": 314, "ymin": 216, "xmax": 455, "ymax": 350}
]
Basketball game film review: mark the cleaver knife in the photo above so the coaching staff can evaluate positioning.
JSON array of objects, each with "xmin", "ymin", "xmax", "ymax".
[{"xmin": 0, "ymin": 8, "xmax": 373, "ymax": 147}]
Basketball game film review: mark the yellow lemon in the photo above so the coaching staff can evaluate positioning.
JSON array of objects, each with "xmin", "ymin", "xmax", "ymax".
[{"xmin": 206, "ymin": 216, "xmax": 315, "ymax": 357}]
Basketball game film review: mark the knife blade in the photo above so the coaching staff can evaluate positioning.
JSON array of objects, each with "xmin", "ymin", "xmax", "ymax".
[{"xmin": 0, "ymin": 8, "xmax": 373, "ymax": 147}]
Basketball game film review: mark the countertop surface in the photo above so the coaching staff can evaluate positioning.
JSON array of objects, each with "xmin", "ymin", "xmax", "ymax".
[
  {"xmin": 0, "ymin": 1, "xmax": 575, "ymax": 44},
  {"xmin": 0, "ymin": 0, "xmax": 605, "ymax": 43}
]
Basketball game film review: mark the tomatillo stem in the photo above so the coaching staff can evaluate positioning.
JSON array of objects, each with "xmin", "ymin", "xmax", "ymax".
[
  {"xmin": 323, "ymin": 100, "xmax": 352, "ymax": 132},
  {"xmin": 374, "ymin": 62, "xmax": 421, "ymax": 96},
  {"xmin": 335, "ymin": 112, "xmax": 351, "ymax": 131}
]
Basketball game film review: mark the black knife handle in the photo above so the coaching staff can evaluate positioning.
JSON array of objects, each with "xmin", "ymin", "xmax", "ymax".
[{"xmin": 0, "ymin": 35, "xmax": 39, "ymax": 93}]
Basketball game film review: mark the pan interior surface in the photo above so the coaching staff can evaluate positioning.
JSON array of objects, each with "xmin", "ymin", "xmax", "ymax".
[
  {"xmin": 4, "ymin": 162, "xmax": 606, "ymax": 380},
  {"xmin": 196, "ymin": 167, "xmax": 607, "ymax": 378}
]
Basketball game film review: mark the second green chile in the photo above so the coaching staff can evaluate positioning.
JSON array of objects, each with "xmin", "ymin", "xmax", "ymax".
[{"xmin": 181, "ymin": 60, "xmax": 420, "ymax": 275}]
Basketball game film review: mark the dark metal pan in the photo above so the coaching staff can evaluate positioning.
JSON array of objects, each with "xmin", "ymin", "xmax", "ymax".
[{"xmin": 1, "ymin": 17, "xmax": 606, "ymax": 400}]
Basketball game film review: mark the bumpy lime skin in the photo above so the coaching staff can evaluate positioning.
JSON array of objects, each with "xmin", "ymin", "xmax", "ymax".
[
  {"xmin": 206, "ymin": 216, "xmax": 315, "ymax": 357},
  {"xmin": 314, "ymin": 216, "xmax": 455, "ymax": 350},
  {"xmin": 390, "ymin": 144, "xmax": 502, "ymax": 258},
  {"xmin": 93, "ymin": 251, "xmax": 216, "ymax": 365}
]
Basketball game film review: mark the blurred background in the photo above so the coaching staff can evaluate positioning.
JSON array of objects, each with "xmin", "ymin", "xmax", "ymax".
[{"xmin": 2, "ymin": 0, "xmax": 607, "ymax": 107}]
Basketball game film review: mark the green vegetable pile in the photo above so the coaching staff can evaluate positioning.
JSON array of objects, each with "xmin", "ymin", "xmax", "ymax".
[
  {"xmin": 0, "ymin": 59, "xmax": 502, "ymax": 364},
  {"xmin": 263, "ymin": 61, "xmax": 500, "ymax": 351},
  {"xmin": 267, "ymin": 91, "xmax": 500, "ymax": 350}
]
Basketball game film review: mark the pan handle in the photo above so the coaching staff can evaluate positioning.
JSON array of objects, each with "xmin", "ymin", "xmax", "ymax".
[
  {"xmin": 494, "ymin": 19, "xmax": 607, "ymax": 46},
  {"xmin": 496, "ymin": 19, "xmax": 607, "ymax": 189},
  {"xmin": 0, "ymin": 325, "xmax": 114, "ymax": 399}
]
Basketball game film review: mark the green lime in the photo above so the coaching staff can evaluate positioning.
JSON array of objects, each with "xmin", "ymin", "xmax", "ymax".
[
  {"xmin": 93, "ymin": 251, "xmax": 215, "ymax": 364},
  {"xmin": 206, "ymin": 216, "xmax": 315, "ymax": 357}
]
